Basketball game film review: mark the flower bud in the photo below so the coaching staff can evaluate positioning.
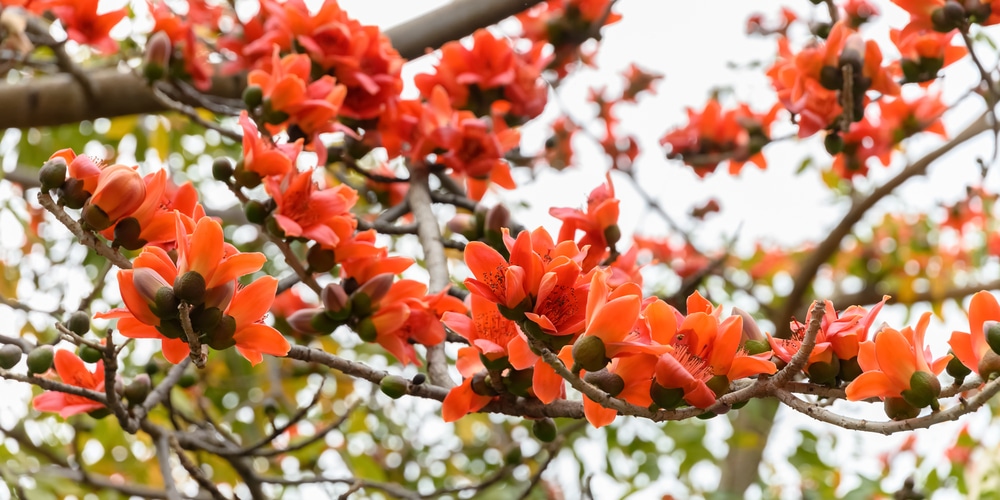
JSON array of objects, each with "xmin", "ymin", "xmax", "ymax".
[
  {"xmin": 504, "ymin": 367, "xmax": 533, "ymax": 397},
  {"xmin": 379, "ymin": 375, "xmax": 409, "ymax": 399},
  {"xmin": 153, "ymin": 286, "xmax": 179, "ymax": 319},
  {"xmin": 322, "ymin": 283, "xmax": 350, "ymax": 315},
  {"xmin": 446, "ymin": 213, "xmax": 478, "ymax": 239},
  {"xmin": 485, "ymin": 204, "xmax": 510, "ymax": 233},
  {"xmin": 0, "ymin": 344, "xmax": 23, "ymax": 370},
  {"xmin": 884, "ymin": 396, "xmax": 920, "ymax": 421},
  {"xmin": 143, "ymin": 31, "xmax": 172, "ymax": 81},
  {"xmin": 113, "ymin": 217, "xmax": 146, "ymax": 251},
  {"xmin": 931, "ymin": 2, "xmax": 965, "ymax": 32},
  {"xmin": 649, "ymin": 383, "xmax": 685, "ymax": 409},
  {"xmin": 571, "ymin": 335, "xmax": 608, "ymax": 373},
  {"xmin": 243, "ymin": 85, "xmax": 264, "ymax": 109},
  {"xmin": 979, "ymin": 349, "xmax": 1000, "ymax": 380},
  {"xmin": 946, "ymin": 352, "xmax": 971, "ymax": 383},
  {"xmin": 173, "ymin": 271, "xmax": 207, "ymax": 305},
  {"xmin": 157, "ymin": 318, "xmax": 184, "ymax": 339},
  {"xmin": 824, "ymin": 132, "xmax": 844, "ymax": 155},
  {"xmin": 177, "ymin": 372, "xmax": 197, "ymax": 388},
  {"xmin": 353, "ymin": 273, "xmax": 394, "ymax": 307},
  {"xmin": 287, "ymin": 308, "xmax": 325, "ymax": 334},
  {"xmin": 603, "ymin": 224, "xmax": 621, "ymax": 247},
  {"xmin": 470, "ymin": 371, "xmax": 496, "ymax": 396},
  {"xmin": 532, "ymin": 418, "xmax": 557, "ymax": 442},
  {"xmin": 124, "ymin": 374, "xmax": 151, "ymax": 406},
  {"xmin": 78, "ymin": 345, "xmax": 102, "ymax": 364},
  {"xmin": 838, "ymin": 34, "xmax": 865, "ymax": 73},
  {"xmin": 85, "ymin": 164, "xmax": 146, "ymax": 230},
  {"xmin": 356, "ymin": 317, "xmax": 378, "ymax": 343},
  {"xmin": 806, "ymin": 357, "xmax": 840, "ymax": 386},
  {"xmin": 212, "ymin": 157, "xmax": 234, "ymax": 181},
  {"xmin": 205, "ymin": 315, "xmax": 237, "ymax": 350},
  {"xmin": 838, "ymin": 356, "xmax": 863, "ymax": 382},
  {"xmin": 706, "ymin": 375, "xmax": 730, "ymax": 397},
  {"xmin": 583, "ymin": 369, "xmax": 625, "ymax": 397},
  {"xmin": 412, "ymin": 373, "xmax": 426, "ymax": 385},
  {"xmin": 244, "ymin": 200, "xmax": 270, "ymax": 225},
  {"xmin": 901, "ymin": 371, "xmax": 941, "ymax": 409},
  {"xmin": 308, "ymin": 245, "xmax": 337, "ymax": 273},
  {"xmin": 39, "ymin": 157, "xmax": 67, "ymax": 192},
  {"xmin": 26, "ymin": 345, "xmax": 54, "ymax": 375},
  {"xmin": 59, "ymin": 177, "xmax": 90, "ymax": 210},
  {"xmin": 233, "ymin": 161, "xmax": 262, "ymax": 189},
  {"xmin": 66, "ymin": 311, "xmax": 91, "ymax": 336},
  {"xmin": 985, "ymin": 321, "xmax": 1000, "ymax": 355}
]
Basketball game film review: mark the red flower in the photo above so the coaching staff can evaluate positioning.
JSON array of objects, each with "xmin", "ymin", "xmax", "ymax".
[
  {"xmin": 550, "ymin": 173, "xmax": 621, "ymax": 270},
  {"xmin": 51, "ymin": 0, "xmax": 126, "ymax": 54},
  {"xmin": 240, "ymin": 112, "xmax": 302, "ymax": 179},
  {"xmin": 265, "ymin": 169, "xmax": 359, "ymax": 249},
  {"xmin": 248, "ymin": 50, "xmax": 348, "ymax": 141},
  {"xmin": 32, "ymin": 350, "xmax": 106, "ymax": 418},
  {"xmin": 660, "ymin": 99, "xmax": 779, "ymax": 176},
  {"xmin": 949, "ymin": 291, "xmax": 1000, "ymax": 377}
]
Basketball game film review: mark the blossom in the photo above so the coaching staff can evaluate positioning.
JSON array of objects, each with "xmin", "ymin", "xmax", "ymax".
[
  {"xmin": 227, "ymin": 276, "xmax": 291, "ymax": 366},
  {"xmin": 660, "ymin": 99, "xmax": 779, "ymax": 177},
  {"xmin": 265, "ymin": 169, "xmax": 359, "ymax": 249},
  {"xmin": 239, "ymin": 112, "xmax": 302, "ymax": 179},
  {"xmin": 891, "ymin": 28, "xmax": 965, "ymax": 84},
  {"xmin": 81, "ymin": 164, "xmax": 146, "ymax": 231},
  {"xmin": 32, "ymin": 350, "xmax": 106, "ymax": 418},
  {"xmin": 248, "ymin": 50, "xmax": 348, "ymax": 141},
  {"xmin": 949, "ymin": 291, "xmax": 1000, "ymax": 377},
  {"xmin": 51, "ymin": 0, "xmax": 126, "ymax": 54},
  {"xmin": 443, "ymin": 294, "xmax": 523, "ymax": 364},
  {"xmin": 845, "ymin": 313, "xmax": 951, "ymax": 410},
  {"xmin": 550, "ymin": 173, "xmax": 621, "ymax": 270}
]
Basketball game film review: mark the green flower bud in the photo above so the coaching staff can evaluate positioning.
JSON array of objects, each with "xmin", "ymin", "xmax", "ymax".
[
  {"xmin": 572, "ymin": 335, "xmax": 608, "ymax": 373},
  {"xmin": 205, "ymin": 315, "xmax": 237, "ymax": 350},
  {"xmin": 504, "ymin": 367, "xmax": 533, "ymax": 397},
  {"xmin": 307, "ymin": 245, "xmax": 337, "ymax": 274},
  {"xmin": 806, "ymin": 357, "xmax": 841, "ymax": 386},
  {"xmin": 706, "ymin": 375, "xmax": 730, "ymax": 397},
  {"xmin": 177, "ymin": 372, "xmax": 197, "ymax": 389},
  {"xmin": 243, "ymin": 86, "xmax": 264, "ymax": 109},
  {"xmin": 743, "ymin": 339, "xmax": 771, "ymax": 356},
  {"xmin": 173, "ymin": 271, "xmax": 206, "ymax": 305},
  {"xmin": 38, "ymin": 158, "xmax": 67, "ymax": 192},
  {"xmin": 901, "ymin": 371, "xmax": 941, "ymax": 409},
  {"xmin": 946, "ymin": 352, "xmax": 971, "ymax": 383},
  {"xmin": 412, "ymin": 373, "xmax": 426, "ymax": 385},
  {"xmin": 649, "ymin": 383, "xmax": 685, "ymax": 410},
  {"xmin": 244, "ymin": 199, "xmax": 270, "ymax": 225},
  {"xmin": 59, "ymin": 178, "xmax": 90, "ymax": 210},
  {"xmin": 379, "ymin": 375, "xmax": 409, "ymax": 399},
  {"xmin": 583, "ymin": 369, "xmax": 625, "ymax": 397},
  {"xmin": 124, "ymin": 374, "xmax": 151, "ymax": 406},
  {"xmin": 26, "ymin": 345, "xmax": 54, "ymax": 375},
  {"xmin": 233, "ymin": 161, "xmax": 262, "ymax": 189},
  {"xmin": 603, "ymin": 224, "xmax": 621, "ymax": 247},
  {"xmin": 532, "ymin": 418, "xmax": 557, "ymax": 443},
  {"xmin": 884, "ymin": 396, "xmax": 920, "ymax": 421},
  {"xmin": 157, "ymin": 318, "xmax": 185, "ymax": 340},
  {"xmin": 66, "ymin": 311, "xmax": 91, "ymax": 336},
  {"xmin": 356, "ymin": 317, "xmax": 377, "ymax": 343},
  {"xmin": 479, "ymin": 353, "xmax": 511, "ymax": 372},
  {"xmin": 154, "ymin": 286, "xmax": 179, "ymax": 319},
  {"xmin": 979, "ymin": 350, "xmax": 1000, "ymax": 380},
  {"xmin": 838, "ymin": 356, "xmax": 863, "ymax": 382},
  {"xmin": 0, "ymin": 344, "xmax": 23, "ymax": 370},
  {"xmin": 212, "ymin": 157, "xmax": 234, "ymax": 181},
  {"xmin": 81, "ymin": 203, "xmax": 113, "ymax": 231},
  {"xmin": 113, "ymin": 217, "xmax": 146, "ymax": 251},
  {"xmin": 78, "ymin": 345, "xmax": 102, "ymax": 364},
  {"xmin": 824, "ymin": 133, "xmax": 844, "ymax": 155},
  {"xmin": 986, "ymin": 321, "xmax": 1000, "ymax": 355},
  {"xmin": 88, "ymin": 408, "xmax": 112, "ymax": 419}
]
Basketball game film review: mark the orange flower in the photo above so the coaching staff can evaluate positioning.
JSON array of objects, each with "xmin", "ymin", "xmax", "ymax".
[
  {"xmin": 550, "ymin": 173, "xmax": 621, "ymax": 270},
  {"xmin": 32, "ymin": 350, "xmax": 106, "ymax": 418},
  {"xmin": 265, "ymin": 169, "xmax": 359, "ymax": 249},
  {"xmin": 96, "ymin": 213, "xmax": 274, "ymax": 365},
  {"xmin": 892, "ymin": 28, "xmax": 965, "ymax": 84},
  {"xmin": 240, "ymin": 112, "xmax": 301, "ymax": 179},
  {"xmin": 949, "ymin": 291, "xmax": 1000, "ymax": 377},
  {"xmin": 228, "ymin": 276, "xmax": 290, "ymax": 366},
  {"xmin": 443, "ymin": 294, "xmax": 523, "ymax": 363},
  {"xmin": 51, "ymin": 0, "xmax": 126, "ymax": 54},
  {"xmin": 370, "ymin": 280, "xmax": 464, "ymax": 365},
  {"xmin": 415, "ymin": 29, "xmax": 548, "ymax": 121},
  {"xmin": 845, "ymin": 313, "xmax": 951, "ymax": 408},
  {"xmin": 81, "ymin": 164, "xmax": 146, "ymax": 231},
  {"xmin": 98, "ymin": 171, "xmax": 206, "ymax": 249},
  {"xmin": 655, "ymin": 292, "xmax": 776, "ymax": 409},
  {"xmin": 660, "ymin": 99, "xmax": 779, "ymax": 176},
  {"xmin": 248, "ymin": 50, "xmax": 348, "ymax": 140}
]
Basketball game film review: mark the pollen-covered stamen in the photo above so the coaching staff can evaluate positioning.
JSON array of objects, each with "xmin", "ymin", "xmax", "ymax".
[
  {"xmin": 474, "ymin": 307, "xmax": 519, "ymax": 347},
  {"xmin": 670, "ymin": 344, "xmax": 712, "ymax": 382},
  {"xmin": 534, "ymin": 284, "xmax": 577, "ymax": 330}
]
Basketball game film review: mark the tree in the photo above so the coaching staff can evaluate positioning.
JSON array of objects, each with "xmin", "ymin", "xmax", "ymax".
[{"xmin": 0, "ymin": 0, "xmax": 998, "ymax": 497}]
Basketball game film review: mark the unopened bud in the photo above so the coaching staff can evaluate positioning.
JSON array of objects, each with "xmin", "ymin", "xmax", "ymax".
[
  {"xmin": 26, "ymin": 345, "xmax": 54, "ymax": 375},
  {"xmin": 379, "ymin": 375, "xmax": 409, "ymax": 399},
  {"xmin": 59, "ymin": 178, "xmax": 90, "ymax": 209},
  {"xmin": 124, "ymin": 374, "xmax": 151, "ymax": 406},
  {"xmin": 287, "ymin": 308, "xmax": 324, "ymax": 334},
  {"xmin": 87, "ymin": 164, "xmax": 145, "ymax": 227},
  {"xmin": 308, "ymin": 245, "xmax": 337, "ymax": 273},
  {"xmin": 485, "ymin": 204, "xmax": 510, "ymax": 233},
  {"xmin": 571, "ymin": 335, "xmax": 608, "ymax": 373},
  {"xmin": 212, "ymin": 157, "xmax": 234, "ymax": 181},
  {"xmin": 113, "ymin": 217, "xmax": 146, "ymax": 250},
  {"xmin": 78, "ymin": 345, "xmax": 102, "ymax": 364},
  {"xmin": 504, "ymin": 367, "xmax": 533, "ymax": 397},
  {"xmin": 901, "ymin": 371, "xmax": 941, "ymax": 409},
  {"xmin": 839, "ymin": 356, "xmax": 863, "ymax": 382},
  {"xmin": 174, "ymin": 271, "xmax": 207, "ymax": 305},
  {"xmin": 322, "ymin": 283, "xmax": 350, "ymax": 316},
  {"xmin": 356, "ymin": 317, "xmax": 378, "ymax": 343},
  {"xmin": 884, "ymin": 396, "xmax": 920, "ymax": 421},
  {"xmin": 353, "ymin": 273, "xmax": 394, "ymax": 307},
  {"xmin": 824, "ymin": 132, "xmax": 844, "ymax": 155},
  {"xmin": 0, "ymin": 344, "xmax": 22, "ymax": 369},
  {"xmin": 931, "ymin": 2, "xmax": 966, "ymax": 32},
  {"xmin": 532, "ymin": 418, "xmax": 557, "ymax": 442},
  {"xmin": 985, "ymin": 321, "xmax": 1000, "ymax": 355},
  {"xmin": 153, "ymin": 286, "xmax": 179, "ymax": 319},
  {"xmin": 946, "ymin": 352, "xmax": 971, "ymax": 383},
  {"xmin": 806, "ymin": 357, "xmax": 840, "ymax": 386},
  {"xmin": 243, "ymin": 85, "xmax": 264, "ymax": 109},
  {"xmin": 143, "ymin": 31, "xmax": 172, "ymax": 81},
  {"xmin": 244, "ymin": 199, "xmax": 270, "ymax": 225},
  {"xmin": 583, "ymin": 369, "xmax": 625, "ymax": 397},
  {"xmin": 205, "ymin": 315, "xmax": 237, "ymax": 350},
  {"xmin": 233, "ymin": 161, "xmax": 262, "ymax": 189},
  {"xmin": 980, "ymin": 350, "xmax": 1000, "ymax": 380},
  {"xmin": 39, "ymin": 158, "xmax": 67, "ymax": 192},
  {"xmin": 603, "ymin": 224, "xmax": 621, "ymax": 247},
  {"xmin": 447, "ymin": 213, "xmax": 477, "ymax": 238},
  {"xmin": 706, "ymin": 375, "xmax": 730, "ymax": 397},
  {"xmin": 67, "ymin": 311, "xmax": 91, "ymax": 336}
]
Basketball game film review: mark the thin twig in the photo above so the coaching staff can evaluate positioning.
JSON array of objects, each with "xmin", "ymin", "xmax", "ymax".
[{"xmin": 38, "ymin": 192, "xmax": 133, "ymax": 270}]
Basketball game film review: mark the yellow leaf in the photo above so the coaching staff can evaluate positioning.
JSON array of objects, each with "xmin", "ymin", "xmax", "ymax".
[{"xmin": 105, "ymin": 115, "xmax": 139, "ymax": 140}]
